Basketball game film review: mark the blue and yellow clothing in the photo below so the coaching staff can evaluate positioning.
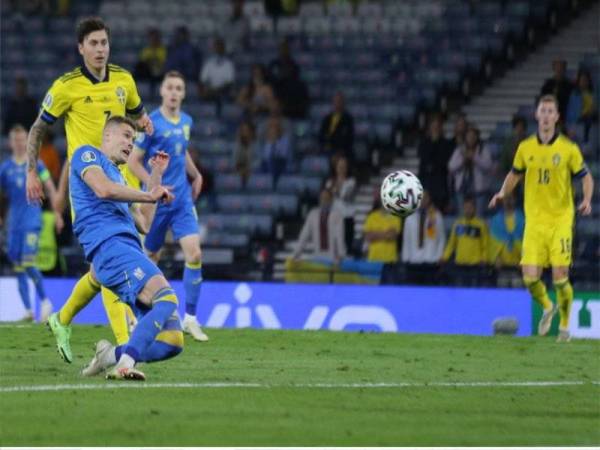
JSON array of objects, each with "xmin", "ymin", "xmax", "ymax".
[
  {"xmin": 134, "ymin": 109, "xmax": 198, "ymax": 252},
  {"xmin": 69, "ymin": 145, "xmax": 137, "ymax": 260},
  {"xmin": 443, "ymin": 217, "xmax": 489, "ymax": 265},
  {"xmin": 40, "ymin": 64, "xmax": 143, "ymax": 159},
  {"xmin": 489, "ymin": 210, "xmax": 524, "ymax": 266}
]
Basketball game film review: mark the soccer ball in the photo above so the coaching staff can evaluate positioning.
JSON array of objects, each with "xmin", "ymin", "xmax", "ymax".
[{"xmin": 380, "ymin": 170, "xmax": 423, "ymax": 217}]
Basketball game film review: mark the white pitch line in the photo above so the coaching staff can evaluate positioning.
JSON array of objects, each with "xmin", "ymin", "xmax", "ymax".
[{"xmin": 0, "ymin": 380, "xmax": 598, "ymax": 393}]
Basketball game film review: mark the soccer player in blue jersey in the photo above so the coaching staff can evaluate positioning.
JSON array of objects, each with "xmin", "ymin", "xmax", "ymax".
[
  {"xmin": 65, "ymin": 115, "xmax": 182, "ymax": 380},
  {"xmin": 0, "ymin": 125, "xmax": 62, "ymax": 322},
  {"xmin": 128, "ymin": 71, "xmax": 208, "ymax": 341}
]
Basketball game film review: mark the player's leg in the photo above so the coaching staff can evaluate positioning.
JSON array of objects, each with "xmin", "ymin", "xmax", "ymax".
[
  {"xmin": 21, "ymin": 230, "xmax": 53, "ymax": 322},
  {"xmin": 173, "ymin": 207, "xmax": 208, "ymax": 341},
  {"xmin": 48, "ymin": 269, "xmax": 101, "ymax": 363},
  {"xmin": 8, "ymin": 232, "xmax": 32, "ymax": 320},
  {"xmin": 550, "ymin": 225, "xmax": 574, "ymax": 342},
  {"xmin": 101, "ymin": 286, "xmax": 134, "ymax": 345},
  {"xmin": 14, "ymin": 266, "xmax": 33, "ymax": 321}
]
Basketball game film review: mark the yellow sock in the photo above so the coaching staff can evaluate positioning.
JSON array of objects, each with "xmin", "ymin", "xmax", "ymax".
[
  {"xmin": 59, "ymin": 272, "xmax": 100, "ymax": 325},
  {"xmin": 554, "ymin": 278, "xmax": 573, "ymax": 330},
  {"xmin": 101, "ymin": 286, "xmax": 132, "ymax": 345},
  {"xmin": 524, "ymin": 277, "xmax": 553, "ymax": 311}
]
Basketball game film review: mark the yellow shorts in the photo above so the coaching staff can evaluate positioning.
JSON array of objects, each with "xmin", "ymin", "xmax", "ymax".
[{"xmin": 521, "ymin": 221, "xmax": 573, "ymax": 267}]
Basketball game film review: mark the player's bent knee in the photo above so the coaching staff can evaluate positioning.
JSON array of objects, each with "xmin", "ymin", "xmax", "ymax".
[
  {"xmin": 522, "ymin": 276, "xmax": 540, "ymax": 288},
  {"xmin": 156, "ymin": 329, "xmax": 185, "ymax": 350}
]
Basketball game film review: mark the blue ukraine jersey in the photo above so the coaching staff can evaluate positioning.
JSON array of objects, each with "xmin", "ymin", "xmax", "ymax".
[
  {"xmin": 70, "ymin": 145, "xmax": 138, "ymax": 259},
  {"xmin": 135, "ymin": 109, "xmax": 193, "ymax": 209},
  {"xmin": 0, "ymin": 159, "xmax": 49, "ymax": 232}
]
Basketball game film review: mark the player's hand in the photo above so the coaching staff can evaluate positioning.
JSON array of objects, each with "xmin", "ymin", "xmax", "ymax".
[
  {"xmin": 149, "ymin": 151, "xmax": 170, "ymax": 175},
  {"xmin": 191, "ymin": 174, "xmax": 203, "ymax": 201},
  {"xmin": 137, "ymin": 113, "xmax": 154, "ymax": 135},
  {"xmin": 488, "ymin": 191, "xmax": 504, "ymax": 209},
  {"xmin": 149, "ymin": 185, "xmax": 174, "ymax": 204},
  {"xmin": 54, "ymin": 211, "xmax": 64, "ymax": 234},
  {"xmin": 577, "ymin": 199, "xmax": 592, "ymax": 216},
  {"xmin": 26, "ymin": 169, "xmax": 44, "ymax": 204}
]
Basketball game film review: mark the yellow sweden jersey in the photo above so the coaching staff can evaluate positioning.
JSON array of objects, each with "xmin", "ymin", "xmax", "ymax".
[
  {"xmin": 512, "ymin": 133, "xmax": 587, "ymax": 225},
  {"xmin": 40, "ymin": 64, "xmax": 143, "ymax": 159}
]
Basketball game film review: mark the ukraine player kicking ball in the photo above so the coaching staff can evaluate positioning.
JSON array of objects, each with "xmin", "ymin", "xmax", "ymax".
[
  {"xmin": 489, "ymin": 95, "xmax": 594, "ymax": 342},
  {"xmin": 0, "ymin": 125, "xmax": 63, "ymax": 322},
  {"xmin": 25, "ymin": 17, "xmax": 154, "ymax": 349},
  {"xmin": 69, "ymin": 116, "xmax": 183, "ymax": 380},
  {"xmin": 127, "ymin": 71, "xmax": 208, "ymax": 341}
]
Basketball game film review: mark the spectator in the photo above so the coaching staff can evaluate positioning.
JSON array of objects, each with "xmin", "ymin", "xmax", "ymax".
[
  {"xmin": 318, "ymin": 91, "xmax": 355, "ymax": 161},
  {"xmin": 540, "ymin": 59, "xmax": 572, "ymax": 121},
  {"xmin": 134, "ymin": 28, "xmax": 167, "ymax": 85},
  {"xmin": 39, "ymin": 131, "xmax": 61, "ymax": 183},
  {"xmin": 489, "ymin": 193, "xmax": 524, "ymax": 270},
  {"xmin": 232, "ymin": 120, "xmax": 259, "ymax": 184},
  {"xmin": 450, "ymin": 112, "xmax": 468, "ymax": 150},
  {"xmin": 3, "ymin": 76, "xmax": 38, "ymax": 134},
  {"xmin": 499, "ymin": 115, "xmax": 527, "ymax": 175},
  {"xmin": 292, "ymin": 188, "xmax": 346, "ymax": 262},
  {"xmin": 198, "ymin": 38, "xmax": 236, "ymax": 115},
  {"xmin": 268, "ymin": 38, "xmax": 308, "ymax": 119},
  {"xmin": 164, "ymin": 26, "xmax": 200, "ymax": 82},
  {"xmin": 260, "ymin": 116, "xmax": 293, "ymax": 184},
  {"xmin": 363, "ymin": 195, "xmax": 402, "ymax": 263},
  {"xmin": 224, "ymin": 0, "xmax": 250, "ymax": 54},
  {"xmin": 325, "ymin": 156, "xmax": 357, "ymax": 256},
  {"xmin": 401, "ymin": 191, "xmax": 446, "ymax": 284},
  {"xmin": 448, "ymin": 125, "xmax": 493, "ymax": 215},
  {"xmin": 237, "ymin": 63, "xmax": 276, "ymax": 121},
  {"xmin": 256, "ymin": 98, "xmax": 292, "ymax": 143},
  {"xmin": 441, "ymin": 196, "xmax": 489, "ymax": 286},
  {"xmin": 566, "ymin": 69, "xmax": 597, "ymax": 142},
  {"xmin": 417, "ymin": 113, "xmax": 454, "ymax": 213}
]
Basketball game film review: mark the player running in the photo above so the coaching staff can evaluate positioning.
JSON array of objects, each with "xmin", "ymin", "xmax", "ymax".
[
  {"xmin": 25, "ymin": 17, "xmax": 153, "ymax": 348},
  {"xmin": 68, "ymin": 115, "xmax": 182, "ymax": 380},
  {"xmin": 127, "ymin": 71, "xmax": 208, "ymax": 341},
  {"xmin": 489, "ymin": 94, "xmax": 594, "ymax": 342},
  {"xmin": 0, "ymin": 125, "xmax": 62, "ymax": 322}
]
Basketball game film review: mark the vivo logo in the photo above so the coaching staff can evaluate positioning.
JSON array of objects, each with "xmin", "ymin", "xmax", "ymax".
[{"xmin": 204, "ymin": 283, "xmax": 398, "ymax": 332}]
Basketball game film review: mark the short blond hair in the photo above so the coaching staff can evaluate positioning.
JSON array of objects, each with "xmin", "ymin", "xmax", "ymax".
[{"xmin": 537, "ymin": 94, "xmax": 559, "ymax": 109}]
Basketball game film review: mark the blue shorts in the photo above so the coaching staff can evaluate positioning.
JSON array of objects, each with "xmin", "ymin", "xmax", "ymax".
[
  {"xmin": 144, "ymin": 204, "xmax": 199, "ymax": 253},
  {"xmin": 7, "ymin": 229, "xmax": 40, "ymax": 267},
  {"xmin": 92, "ymin": 234, "xmax": 162, "ymax": 304}
]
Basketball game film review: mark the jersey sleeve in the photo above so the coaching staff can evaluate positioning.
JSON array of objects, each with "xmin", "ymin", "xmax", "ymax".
[
  {"xmin": 37, "ymin": 160, "xmax": 50, "ymax": 182},
  {"xmin": 125, "ymin": 73, "xmax": 144, "ymax": 116},
  {"xmin": 568, "ymin": 143, "xmax": 588, "ymax": 179},
  {"xmin": 134, "ymin": 131, "xmax": 152, "ymax": 153},
  {"xmin": 71, "ymin": 147, "xmax": 103, "ymax": 180},
  {"xmin": 40, "ymin": 79, "xmax": 71, "ymax": 124},
  {"xmin": 511, "ymin": 144, "xmax": 526, "ymax": 174}
]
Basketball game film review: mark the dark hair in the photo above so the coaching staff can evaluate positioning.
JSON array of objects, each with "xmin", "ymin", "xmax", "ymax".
[
  {"xmin": 77, "ymin": 17, "xmax": 110, "ymax": 43},
  {"xmin": 163, "ymin": 70, "xmax": 185, "ymax": 83},
  {"xmin": 512, "ymin": 115, "xmax": 527, "ymax": 129},
  {"xmin": 104, "ymin": 115, "xmax": 136, "ymax": 132},
  {"xmin": 576, "ymin": 68, "xmax": 593, "ymax": 90},
  {"xmin": 537, "ymin": 94, "xmax": 559, "ymax": 109}
]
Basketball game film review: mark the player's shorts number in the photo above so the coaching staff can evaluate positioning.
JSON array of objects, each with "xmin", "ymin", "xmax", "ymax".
[{"xmin": 537, "ymin": 168, "xmax": 550, "ymax": 184}]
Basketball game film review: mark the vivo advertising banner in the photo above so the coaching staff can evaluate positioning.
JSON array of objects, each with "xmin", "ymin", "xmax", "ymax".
[{"xmin": 0, "ymin": 277, "xmax": 533, "ymax": 336}]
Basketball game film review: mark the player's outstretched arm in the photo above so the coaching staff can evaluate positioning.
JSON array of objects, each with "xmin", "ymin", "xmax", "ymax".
[
  {"xmin": 578, "ymin": 172, "xmax": 594, "ymax": 215},
  {"xmin": 135, "ymin": 152, "xmax": 171, "ymax": 233},
  {"xmin": 26, "ymin": 116, "xmax": 52, "ymax": 203},
  {"xmin": 82, "ymin": 165, "xmax": 170, "ymax": 203},
  {"xmin": 128, "ymin": 148, "xmax": 152, "ymax": 186},
  {"xmin": 42, "ymin": 175, "xmax": 64, "ymax": 233},
  {"xmin": 489, "ymin": 171, "xmax": 523, "ymax": 209}
]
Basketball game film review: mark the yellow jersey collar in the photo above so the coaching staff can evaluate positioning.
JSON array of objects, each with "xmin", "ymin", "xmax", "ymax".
[
  {"xmin": 536, "ymin": 131, "xmax": 559, "ymax": 146},
  {"xmin": 81, "ymin": 64, "xmax": 109, "ymax": 84}
]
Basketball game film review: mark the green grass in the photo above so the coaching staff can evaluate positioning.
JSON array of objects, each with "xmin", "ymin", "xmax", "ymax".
[{"xmin": 0, "ymin": 324, "xmax": 599, "ymax": 446}]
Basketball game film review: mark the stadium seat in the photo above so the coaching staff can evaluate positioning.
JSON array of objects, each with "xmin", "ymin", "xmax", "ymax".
[
  {"xmin": 300, "ymin": 156, "xmax": 330, "ymax": 176},
  {"xmin": 246, "ymin": 174, "xmax": 274, "ymax": 192},
  {"xmin": 216, "ymin": 194, "xmax": 249, "ymax": 213},
  {"xmin": 214, "ymin": 174, "xmax": 243, "ymax": 193}
]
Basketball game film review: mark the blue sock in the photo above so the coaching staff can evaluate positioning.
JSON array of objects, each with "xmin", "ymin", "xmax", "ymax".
[
  {"xmin": 140, "ymin": 340, "xmax": 183, "ymax": 362},
  {"xmin": 123, "ymin": 288, "xmax": 178, "ymax": 362},
  {"xmin": 183, "ymin": 262, "xmax": 202, "ymax": 316},
  {"xmin": 25, "ymin": 266, "xmax": 46, "ymax": 299},
  {"xmin": 16, "ymin": 271, "xmax": 31, "ymax": 310}
]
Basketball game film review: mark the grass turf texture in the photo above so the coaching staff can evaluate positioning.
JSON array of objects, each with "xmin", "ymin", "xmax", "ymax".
[{"xmin": 0, "ymin": 324, "xmax": 599, "ymax": 446}]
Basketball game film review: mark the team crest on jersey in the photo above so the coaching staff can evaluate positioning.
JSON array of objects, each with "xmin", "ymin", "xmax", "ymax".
[
  {"xmin": 133, "ymin": 267, "xmax": 145, "ymax": 280},
  {"xmin": 552, "ymin": 153, "xmax": 561, "ymax": 166},
  {"xmin": 116, "ymin": 86, "xmax": 126, "ymax": 105},
  {"xmin": 183, "ymin": 125, "xmax": 190, "ymax": 140},
  {"xmin": 81, "ymin": 151, "xmax": 97, "ymax": 163},
  {"xmin": 43, "ymin": 93, "xmax": 53, "ymax": 108}
]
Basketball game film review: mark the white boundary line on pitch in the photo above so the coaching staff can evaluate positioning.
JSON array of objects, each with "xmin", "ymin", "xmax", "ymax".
[{"xmin": 1, "ymin": 380, "xmax": 599, "ymax": 393}]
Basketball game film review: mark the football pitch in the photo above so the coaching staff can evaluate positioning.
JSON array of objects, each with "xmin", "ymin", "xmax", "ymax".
[{"xmin": 0, "ymin": 324, "xmax": 599, "ymax": 446}]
